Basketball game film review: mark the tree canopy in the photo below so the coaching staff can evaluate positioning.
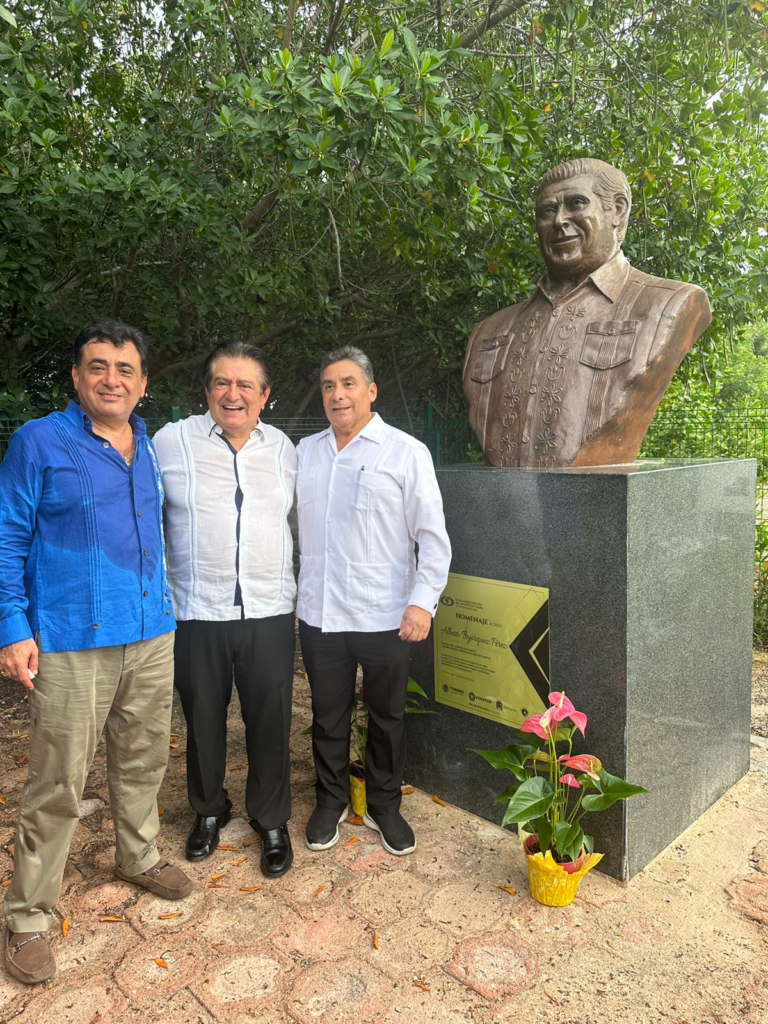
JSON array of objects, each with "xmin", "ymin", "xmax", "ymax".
[{"xmin": 1, "ymin": 0, "xmax": 767, "ymax": 421}]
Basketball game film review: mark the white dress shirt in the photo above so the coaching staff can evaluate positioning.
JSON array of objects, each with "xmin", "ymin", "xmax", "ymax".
[
  {"xmin": 153, "ymin": 412, "xmax": 297, "ymax": 621},
  {"xmin": 296, "ymin": 413, "xmax": 451, "ymax": 632}
]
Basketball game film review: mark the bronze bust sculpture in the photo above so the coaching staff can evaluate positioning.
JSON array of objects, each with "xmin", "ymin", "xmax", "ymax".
[{"xmin": 463, "ymin": 159, "xmax": 711, "ymax": 468}]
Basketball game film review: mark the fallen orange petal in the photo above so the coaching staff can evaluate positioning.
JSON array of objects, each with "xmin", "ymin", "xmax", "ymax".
[
  {"xmin": 348, "ymin": 815, "xmax": 364, "ymax": 826},
  {"xmin": 89, "ymin": 1014, "xmax": 102, "ymax": 1024},
  {"xmin": 496, "ymin": 885, "xmax": 517, "ymax": 895},
  {"xmin": 61, "ymin": 919, "xmax": 69, "ymax": 937},
  {"xmin": 401, "ymin": 785, "xmax": 414, "ymax": 795},
  {"xmin": 16, "ymin": 755, "xmax": 28, "ymax": 765},
  {"xmin": 228, "ymin": 764, "xmax": 245, "ymax": 771},
  {"xmin": 413, "ymin": 977, "xmax": 430, "ymax": 991},
  {"xmin": 210, "ymin": 872, "xmax": 226, "ymax": 882},
  {"xmin": 158, "ymin": 912, "xmax": 182, "ymax": 920},
  {"xmin": 372, "ymin": 931, "xmax": 379, "ymax": 949},
  {"xmin": 343, "ymin": 836, "xmax": 359, "ymax": 847},
  {"xmin": 170, "ymin": 782, "xmax": 185, "ymax": 788},
  {"xmin": 312, "ymin": 886, "xmax": 324, "ymax": 897},
  {"xmin": 1, "ymin": 879, "xmax": 11, "ymax": 888},
  {"xmin": 154, "ymin": 957, "xmax": 169, "ymax": 969},
  {"xmin": 0, "ymin": 796, "xmax": 5, "ymax": 805},
  {"xmin": 99, "ymin": 915, "xmax": 125, "ymax": 922},
  {"xmin": 207, "ymin": 883, "xmax": 225, "ymax": 889},
  {"xmin": 242, "ymin": 839, "xmax": 260, "ymax": 847},
  {"xmin": 232, "ymin": 857, "xmax": 246, "ymax": 866},
  {"xmin": 240, "ymin": 886, "xmax": 262, "ymax": 892},
  {"xmin": 432, "ymin": 795, "xmax": 446, "ymax": 806},
  {"xmin": 169, "ymin": 753, "xmax": 182, "ymax": 758},
  {"xmin": 169, "ymin": 741, "xmax": 180, "ymax": 749},
  {"xmin": 157, "ymin": 807, "xmax": 164, "ymax": 815},
  {"xmin": 216, "ymin": 845, "xmax": 238, "ymax": 851}
]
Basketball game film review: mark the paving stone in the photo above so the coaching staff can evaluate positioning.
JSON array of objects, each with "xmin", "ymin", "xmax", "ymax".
[
  {"xmin": 79, "ymin": 798, "xmax": 105, "ymax": 818},
  {"xmin": 726, "ymin": 876, "xmax": 768, "ymax": 926},
  {"xmin": 54, "ymin": 914, "xmax": 139, "ymax": 979},
  {"xmin": 372, "ymin": 972, "xmax": 486, "ymax": 1023},
  {"xmin": 271, "ymin": 907, "xmax": 371, "ymax": 959},
  {"xmin": 446, "ymin": 931, "xmax": 539, "ymax": 1000},
  {"xmin": 425, "ymin": 880, "xmax": 521, "ymax": 938},
  {"xmin": 345, "ymin": 869, "xmax": 430, "ymax": 928},
  {"xmin": 343, "ymin": 845, "xmax": 391, "ymax": 873},
  {"xmin": 272, "ymin": 858, "xmax": 352, "ymax": 911},
  {"xmin": 113, "ymin": 932, "xmax": 218, "ymax": 1009},
  {"xmin": 61, "ymin": 879, "xmax": 137, "ymax": 921},
  {"xmin": 8, "ymin": 972, "xmax": 128, "ymax": 1024},
  {"xmin": 750, "ymin": 838, "xmax": 768, "ymax": 875},
  {"xmin": 286, "ymin": 958, "xmax": 394, "ymax": 1024},
  {"xmin": 117, "ymin": 987, "xmax": 218, "ymax": 1023},
  {"xmin": 190, "ymin": 948, "xmax": 293, "ymax": 1020},
  {"xmin": 123, "ymin": 886, "xmax": 211, "ymax": 938},
  {"xmin": 217, "ymin": 816, "xmax": 257, "ymax": 845},
  {"xmin": 358, "ymin": 914, "xmax": 454, "ymax": 982},
  {"xmin": 196, "ymin": 891, "xmax": 304, "ymax": 952}
]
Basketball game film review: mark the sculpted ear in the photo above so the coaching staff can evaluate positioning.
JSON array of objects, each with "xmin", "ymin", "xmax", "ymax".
[{"xmin": 614, "ymin": 194, "xmax": 629, "ymax": 226}]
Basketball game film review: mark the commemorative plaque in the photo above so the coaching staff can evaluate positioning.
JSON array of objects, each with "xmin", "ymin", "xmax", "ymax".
[{"xmin": 434, "ymin": 572, "xmax": 550, "ymax": 728}]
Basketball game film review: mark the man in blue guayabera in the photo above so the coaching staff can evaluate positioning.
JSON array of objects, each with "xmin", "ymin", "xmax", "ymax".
[{"xmin": 0, "ymin": 319, "xmax": 192, "ymax": 986}]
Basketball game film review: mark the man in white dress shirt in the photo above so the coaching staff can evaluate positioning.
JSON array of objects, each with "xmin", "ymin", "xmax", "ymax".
[
  {"xmin": 297, "ymin": 346, "xmax": 451, "ymax": 856},
  {"xmin": 154, "ymin": 343, "xmax": 296, "ymax": 877}
]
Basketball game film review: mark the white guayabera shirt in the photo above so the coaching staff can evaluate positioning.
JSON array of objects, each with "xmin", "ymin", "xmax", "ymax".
[
  {"xmin": 296, "ymin": 412, "xmax": 451, "ymax": 632},
  {"xmin": 153, "ymin": 412, "xmax": 297, "ymax": 621}
]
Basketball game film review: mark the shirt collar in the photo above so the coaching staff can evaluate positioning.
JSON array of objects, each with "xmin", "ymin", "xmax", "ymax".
[
  {"xmin": 64, "ymin": 399, "xmax": 147, "ymax": 438},
  {"xmin": 204, "ymin": 410, "xmax": 263, "ymax": 441},
  {"xmin": 537, "ymin": 250, "xmax": 630, "ymax": 305},
  {"xmin": 323, "ymin": 411, "xmax": 384, "ymax": 450}
]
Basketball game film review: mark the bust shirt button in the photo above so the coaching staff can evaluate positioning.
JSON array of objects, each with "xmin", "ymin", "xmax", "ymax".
[
  {"xmin": 529, "ymin": 387, "xmax": 537, "ymax": 394},
  {"xmin": 522, "ymin": 436, "xmax": 530, "ymax": 443}
]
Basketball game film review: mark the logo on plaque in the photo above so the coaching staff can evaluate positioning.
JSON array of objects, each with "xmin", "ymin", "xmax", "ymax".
[{"xmin": 434, "ymin": 572, "xmax": 550, "ymax": 728}]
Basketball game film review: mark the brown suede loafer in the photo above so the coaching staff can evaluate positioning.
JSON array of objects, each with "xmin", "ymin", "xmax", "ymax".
[
  {"xmin": 116, "ymin": 860, "xmax": 193, "ymax": 899},
  {"xmin": 4, "ymin": 929, "xmax": 56, "ymax": 984}
]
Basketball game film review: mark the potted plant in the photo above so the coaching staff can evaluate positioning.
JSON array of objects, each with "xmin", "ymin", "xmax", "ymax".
[
  {"xmin": 349, "ymin": 677, "xmax": 434, "ymax": 815},
  {"xmin": 473, "ymin": 691, "xmax": 648, "ymax": 906}
]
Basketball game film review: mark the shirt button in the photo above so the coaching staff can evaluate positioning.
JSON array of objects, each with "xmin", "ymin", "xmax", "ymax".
[
  {"xmin": 552, "ymin": 309, "xmax": 559, "ymax": 318},
  {"xmin": 102, "ymin": 442, "xmax": 109, "ymax": 449},
  {"xmin": 529, "ymin": 387, "xmax": 537, "ymax": 394},
  {"xmin": 143, "ymin": 549, "xmax": 149, "ymax": 556},
  {"xmin": 136, "ymin": 511, "xmax": 142, "ymax": 518},
  {"xmin": 143, "ymin": 590, "xmax": 148, "ymax": 597},
  {"xmin": 93, "ymin": 623, "xmax": 99, "ymax": 629},
  {"xmin": 166, "ymin": 609, "xmax": 171, "ymax": 615},
  {"xmin": 326, "ymin": 547, "xmax": 331, "ymax": 553}
]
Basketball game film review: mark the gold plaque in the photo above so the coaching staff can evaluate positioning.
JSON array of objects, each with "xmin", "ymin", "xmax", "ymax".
[{"xmin": 434, "ymin": 572, "xmax": 549, "ymax": 727}]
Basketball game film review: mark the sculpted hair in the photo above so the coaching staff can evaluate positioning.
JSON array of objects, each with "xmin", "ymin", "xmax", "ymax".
[
  {"xmin": 320, "ymin": 345, "xmax": 375, "ymax": 385},
  {"xmin": 203, "ymin": 341, "xmax": 273, "ymax": 392},
  {"xmin": 73, "ymin": 319, "xmax": 149, "ymax": 375},
  {"xmin": 538, "ymin": 159, "xmax": 631, "ymax": 235}
]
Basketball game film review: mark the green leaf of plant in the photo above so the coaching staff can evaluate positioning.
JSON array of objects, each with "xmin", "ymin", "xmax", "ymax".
[
  {"xmin": 581, "ymin": 769, "xmax": 649, "ymax": 812},
  {"xmin": 554, "ymin": 820, "xmax": 584, "ymax": 862},
  {"xmin": 406, "ymin": 677, "xmax": 428, "ymax": 698},
  {"xmin": 0, "ymin": 5, "xmax": 17, "ymax": 28},
  {"xmin": 379, "ymin": 29, "xmax": 394, "ymax": 58},
  {"xmin": 472, "ymin": 743, "xmax": 537, "ymax": 780},
  {"xmin": 500, "ymin": 776, "xmax": 554, "ymax": 826},
  {"xmin": 402, "ymin": 26, "xmax": 419, "ymax": 68}
]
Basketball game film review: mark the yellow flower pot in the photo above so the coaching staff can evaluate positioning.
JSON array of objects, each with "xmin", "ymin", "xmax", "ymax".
[
  {"xmin": 525, "ymin": 848, "xmax": 604, "ymax": 907},
  {"xmin": 349, "ymin": 773, "xmax": 367, "ymax": 816}
]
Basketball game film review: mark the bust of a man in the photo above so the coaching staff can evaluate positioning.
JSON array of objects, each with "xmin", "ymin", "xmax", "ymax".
[{"xmin": 463, "ymin": 158, "xmax": 711, "ymax": 468}]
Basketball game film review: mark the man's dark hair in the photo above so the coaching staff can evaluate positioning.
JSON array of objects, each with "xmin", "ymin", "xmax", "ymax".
[
  {"xmin": 202, "ymin": 341, "xmax": 273, "ymax": 392},
  {"xmin": 73, "ymin": 319, "xmax": 149, "ymax": 375}
]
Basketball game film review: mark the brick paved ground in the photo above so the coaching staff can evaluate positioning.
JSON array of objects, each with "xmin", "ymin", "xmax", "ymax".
[{"xmin": 2, "ymin": 670, "xmax": 768, "ymax": 1024}]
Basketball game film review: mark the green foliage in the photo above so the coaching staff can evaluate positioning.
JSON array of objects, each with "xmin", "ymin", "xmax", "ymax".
[
  {"xmin": 1, "ymin": 1, "xmax": 767, "ymax": 418},
  {"xmin": 718, "ymin": 323, "xmax": 768, "ymax": 408}
]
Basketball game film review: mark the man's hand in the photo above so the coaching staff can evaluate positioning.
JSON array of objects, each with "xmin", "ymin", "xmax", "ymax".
[
  {"xmin": 0, "ymin": 639, "xmax": 39, "ymax": 690},
  {"xmin": 398, "ymin": 605, "xmax": 432, "ymax": 643}
]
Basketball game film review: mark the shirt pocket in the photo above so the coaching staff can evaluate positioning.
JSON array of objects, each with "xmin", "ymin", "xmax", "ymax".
[
  {"xmin": 346, "ymin": 561, "xmax": 393, "ymax": 614},
  {"xmin": 470, "ymin": 336, "xmax": 511, "ymax": 383},
  {"xmin": 297, "ymin": 466, "xmax": 317, "ymax": 506},
  {"xmin": 352, "ymin": 470, "xmax": 400, "ymax": 515},
  {"xmin": 579, "ymin": 320, "xmax": 639, "ymax": 369}
]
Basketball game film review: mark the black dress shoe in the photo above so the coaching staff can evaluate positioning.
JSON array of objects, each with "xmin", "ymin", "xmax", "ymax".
[
  {"xmin": 253, "ymin": 823, "xmax": 293, "ymax": 878},
  {"xmin": 185, "ymin": 810, "xmax": 232, "ymax": 861}
]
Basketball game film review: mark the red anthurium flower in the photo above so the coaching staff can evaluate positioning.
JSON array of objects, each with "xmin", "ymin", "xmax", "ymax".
[
  {"xmin": 560, "ymin": 753, "xmax": 602, "ymax": 779},
  {"xmin": 520, "ymin": 714, "xmax": 549, "ymax": 739},
  {"xmin": 546, "ymin": 691, "xmax": 587, "ymax": 736},
  {"xmin": 559, "ymin": 773, "xmax": 580, "ymax": 788}
]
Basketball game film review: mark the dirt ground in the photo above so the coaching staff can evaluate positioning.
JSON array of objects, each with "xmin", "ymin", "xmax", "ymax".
[{"xmin": 1, "ymin": 656, "xmax": 768, "ymax": 1024}]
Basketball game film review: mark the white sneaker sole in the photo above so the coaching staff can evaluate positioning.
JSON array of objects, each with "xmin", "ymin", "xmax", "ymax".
[
  {"xmin": 305, "ymin": 804, "xmax": 350, "ymax": 851},
  {"xmin": 362, "ymin": 811, "xmax": 417, "ymax": 856}
]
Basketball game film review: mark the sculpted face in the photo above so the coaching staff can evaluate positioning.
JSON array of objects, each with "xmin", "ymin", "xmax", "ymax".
[{"xmin": 535, "ymin": 174, "xmax": 625, "ymax": 281}]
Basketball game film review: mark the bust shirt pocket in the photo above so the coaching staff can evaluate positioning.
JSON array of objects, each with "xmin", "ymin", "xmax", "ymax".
[
  {"xmin": 580, "ymin": 320, "xmax": 639, "ymax": 369},
  {"xmin": 470, "ymin": 335, "xmax": 512, "ymax": 383}
]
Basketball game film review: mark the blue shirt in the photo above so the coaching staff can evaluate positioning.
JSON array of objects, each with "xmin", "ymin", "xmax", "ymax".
[{"xmin": 0, "ymin": 401, "xmax": 175, "ymax": 653}]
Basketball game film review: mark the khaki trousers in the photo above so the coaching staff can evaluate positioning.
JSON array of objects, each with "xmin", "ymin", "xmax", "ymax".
[{"xmin": 3, "ymin": 631, "xmax": 175, "ymax": 933}]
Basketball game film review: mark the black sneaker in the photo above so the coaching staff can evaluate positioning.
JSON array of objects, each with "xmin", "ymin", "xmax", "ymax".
[
  {"xmin": 305, "ymin": 804, "xmax": 350, "ymax": 851},
  {"xmin": 363, "ymin": 810, "xmax": 416, "ymax": 855}
]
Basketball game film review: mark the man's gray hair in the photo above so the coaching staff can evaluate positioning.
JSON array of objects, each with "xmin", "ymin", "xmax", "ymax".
[
  {"xmin": 320, "ymin": 345, "xmax": 375, "ymax": 385},
  {"xmin": 538, "ymin": 158, "xmax": 631, "ymax": 216}
]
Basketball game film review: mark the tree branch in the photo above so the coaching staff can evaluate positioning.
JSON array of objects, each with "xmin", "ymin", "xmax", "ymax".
[
  {"xmin": 150, "ymin": 321, "xmax": 298, "ymax": 381},
  {"xmin": 241, "ymin": 189, "xmax": 279, "ymax": 235},
  {"xmin": 460, "ymin": 0, "xmax": 529, "ymax": 48},
  {"xmin": 284, "ymin": 0, "xmax": 299, "ymax": 51}
]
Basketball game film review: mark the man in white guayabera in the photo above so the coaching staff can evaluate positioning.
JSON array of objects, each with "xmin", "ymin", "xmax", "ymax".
[
  {"xmin": 297, "ymin": 346, "xmax": 451, "ymax": 856},
  {"xmin": 154, "ymin": 342, "xmax": 296, "ymax": 879}
]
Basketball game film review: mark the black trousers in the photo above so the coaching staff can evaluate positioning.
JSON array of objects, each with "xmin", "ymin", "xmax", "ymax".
[
  {"xmin": 174, "ymin": 614, "xmax": 295, "ymax": 830},
  {"xmin": 298, "ymin": 621, "xmax": 412, "ymax": 816}
]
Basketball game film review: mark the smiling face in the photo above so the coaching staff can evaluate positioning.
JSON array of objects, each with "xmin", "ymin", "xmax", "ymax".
[
  {"xmin": 71, "ymin": 340, "xmax": 146, "ymax": 427},
  {"xmin": 536, "ymin": 174, "xmax": 626, "ymax": 282},
  {"xmin": 206, "ymin": 356, "xmax": 270, "ymax": 441},
  {"xmin": 321, "ymin": 359, "xmax": 377, "ymax": 439}
]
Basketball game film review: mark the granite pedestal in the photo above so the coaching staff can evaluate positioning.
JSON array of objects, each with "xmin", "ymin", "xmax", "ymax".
[{"xmin": 406, "ymin": 459, "xmax": 756, "ymax": 880}]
